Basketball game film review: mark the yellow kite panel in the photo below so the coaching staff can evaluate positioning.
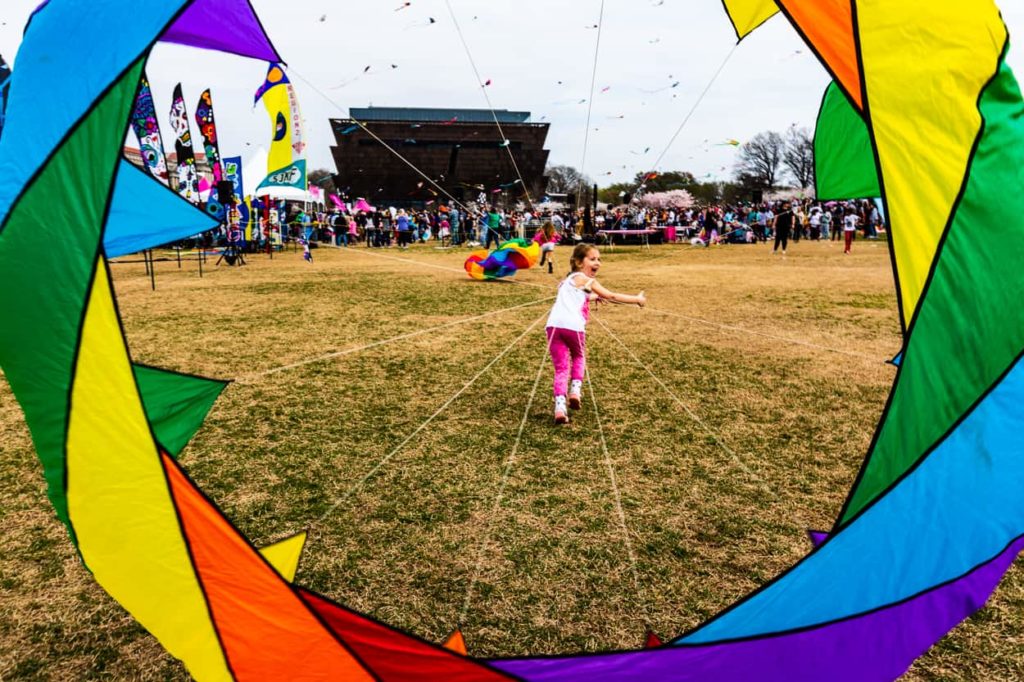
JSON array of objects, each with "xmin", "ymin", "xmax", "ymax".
[
  {"xmin": 258, "ymin": 532, "xmax": 308, "ymax": 582},
  {"xmin": 721, "ymin": 0, "xmax": 779, "ymax": 40},
  {"xmin": 857, "ymin": 0, "xmax": 1006, "ymax": 323},
  {"xmin": 66, "ymin": 260, "xmax": 231, "ymax": 681}
]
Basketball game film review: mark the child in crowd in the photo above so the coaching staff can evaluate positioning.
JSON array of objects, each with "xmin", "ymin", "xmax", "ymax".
[
  {"xmin": 843, "ymin": 210, "xmax": 859, "ymax": 254},
  {"xmin": 533, "ymin": 221, "xmax": 560, "ymax": 274},
  {"xmin": 546, "ymin": 244, "xmax": 646, "ymax": 424}
]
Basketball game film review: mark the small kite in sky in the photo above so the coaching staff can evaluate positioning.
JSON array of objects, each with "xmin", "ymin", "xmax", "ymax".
[{"xmin": 394, "ymin": 2, "xmax": 411, "ymax": 10}]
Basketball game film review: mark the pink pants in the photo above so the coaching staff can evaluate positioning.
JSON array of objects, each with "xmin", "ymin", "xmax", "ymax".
[{"xmin": 546, "ymin": 327, "xmax": 586, "ymax": 397}]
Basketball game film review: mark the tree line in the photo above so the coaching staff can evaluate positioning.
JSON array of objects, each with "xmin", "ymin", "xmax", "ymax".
[{"xmin": 545, "ymin": 125, "xmax": 814, "ymax": 206}]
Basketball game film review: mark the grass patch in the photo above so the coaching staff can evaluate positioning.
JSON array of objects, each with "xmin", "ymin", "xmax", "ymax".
[{"xmin": 0, "ymin": 240, "xmax": 1020, "ymax": 679}]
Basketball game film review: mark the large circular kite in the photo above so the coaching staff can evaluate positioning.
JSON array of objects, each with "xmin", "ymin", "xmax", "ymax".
[{"xmin": 0, "ymin": 1, "xmax": 1021, "ymax": 680}]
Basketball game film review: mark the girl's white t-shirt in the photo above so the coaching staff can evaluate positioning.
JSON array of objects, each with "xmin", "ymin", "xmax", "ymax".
[
  {"xmin": 844, "ymin": 214, "xmax": 859, "ymax": 232},
  {"xmin": 546, "ymin": 273, "xmax": 592, "ymax": 332}
]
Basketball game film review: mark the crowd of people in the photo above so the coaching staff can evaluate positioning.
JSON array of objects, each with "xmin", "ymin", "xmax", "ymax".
[{"xmin": 226, "ymin": 197, "xmax": 884, "ymax": 258}]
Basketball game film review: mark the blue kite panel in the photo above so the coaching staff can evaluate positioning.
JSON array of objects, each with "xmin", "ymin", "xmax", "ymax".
[
  {"xmin": 682, "ymin": 356, "xmax": 1024, "ymax": 643},
  {"xmin": 0, "ymin": 0, "xmax": 186, "ymax": 228},
  {"xmin": 104, "ymin": 159, "xmax": 219, "ymax": 257}
]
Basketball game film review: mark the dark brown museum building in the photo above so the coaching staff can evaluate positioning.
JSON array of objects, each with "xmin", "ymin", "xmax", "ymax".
[{"xmin": 329, "ymin": 107, "xmax": 550, "ymax": 206}]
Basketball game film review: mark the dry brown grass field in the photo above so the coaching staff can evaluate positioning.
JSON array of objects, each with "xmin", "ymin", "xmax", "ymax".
[{"xmin": 1, "ymin": 237, "xmax": 1021, "ymax": 680}]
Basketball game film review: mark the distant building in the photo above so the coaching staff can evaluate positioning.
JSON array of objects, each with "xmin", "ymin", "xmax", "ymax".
[{"xmin": 329, "ymin": 107, "xmax": 550, "ymax": 207}]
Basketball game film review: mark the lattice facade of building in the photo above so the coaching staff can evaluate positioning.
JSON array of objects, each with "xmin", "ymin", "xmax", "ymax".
[{"xmin": 329, "ymin": 107, "xmax": 549, "ymax": 207}]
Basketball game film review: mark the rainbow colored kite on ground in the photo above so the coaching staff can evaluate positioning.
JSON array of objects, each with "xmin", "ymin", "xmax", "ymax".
[
  {"xmin": 465, "ymin": 238, "xmax": 540, "ymax": 280},
  {"xmin": 0, "ymin": 0, "xmax": 1022, "ymax": 680}
]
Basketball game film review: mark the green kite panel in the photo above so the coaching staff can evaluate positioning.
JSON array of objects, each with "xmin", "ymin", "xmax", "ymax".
[
  {"xmin": 133, "ymin": 364, "xmax": 228, "ymax": 458},
  {"xmin": 814, "ymin": 81, "xmax": 881, "ymax": 200},
  {"xmin": 841, "ymin": 59, "xmax": 1024, "ymax": 523},
  {"xmin": 0, "ymin": 59, "xmax": 145, "ymax": 538}
]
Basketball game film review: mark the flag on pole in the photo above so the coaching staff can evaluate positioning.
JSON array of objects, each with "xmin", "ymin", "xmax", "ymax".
[
  {"xmin": 130, "ymin": 72, "xmax": 169, "ymax": 184},
  {"xmin": 223, "ymin": 156, "xmax": 244, "ymax": 200},
  {"xmin": 254, "ymin": 63, "xmax": 306, "ymax": 181},
  {"xmin": 195, "ymin": 89, "xmax": 223, "ymax": 183},
  {"xmin": 169, "ymin": 83, "xmax": 200, "ymax": 203}
]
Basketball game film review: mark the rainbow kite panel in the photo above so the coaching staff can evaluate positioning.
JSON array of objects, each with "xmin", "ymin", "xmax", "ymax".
[
  {"xmin": 0, "ymin": 1, "xmax": 1021, "ymax": 680},
  {"xmin": 464, "ymin": 238, "xmax": 540, "ymax": 280}
]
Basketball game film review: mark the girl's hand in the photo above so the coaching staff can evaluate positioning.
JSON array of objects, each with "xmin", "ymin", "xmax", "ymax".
[{"xmin": 637, "ymin": 291, "xmax": 647, "ymax": 308}]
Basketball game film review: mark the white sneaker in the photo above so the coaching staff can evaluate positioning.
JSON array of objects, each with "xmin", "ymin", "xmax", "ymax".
[
  {"xmin": 554, "ymin": 396, "xmax": 569, "ymax": 424},
  {"xmin": 569, "ymin": 380, "xmax": 583, "ymax": 410}
]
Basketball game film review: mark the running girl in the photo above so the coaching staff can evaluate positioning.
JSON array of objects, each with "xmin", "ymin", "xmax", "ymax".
[
  {"xmin": 533, "ymin": 221, "xmax": 560, "ymax": 274},
  {"xmin": 546, "ymin": 244, "xmax": 646, "ymax": 424}
]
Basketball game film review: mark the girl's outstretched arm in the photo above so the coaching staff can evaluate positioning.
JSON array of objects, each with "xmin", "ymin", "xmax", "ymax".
[{"xmin": 589, "ymin": 279, "xmax": 646, "ymax": 307}]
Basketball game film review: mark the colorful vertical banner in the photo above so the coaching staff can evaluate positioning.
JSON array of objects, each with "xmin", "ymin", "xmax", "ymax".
[
  {"xmin": 194, "ymin": 89, "xmax": 223, "ymax": 183},
  {"xmin": 130, "ymin": 72, "xmax": 169, "ymax": 184},
  {"xmin": 169, "ymin": 83, "xmax": 200, "ymax": 203},
  {"xmin": 222, "ymin": 156, "xmax": 244, "ymax": 200},
  {"xmin": 254, "ymin": 63, "xmax": 306, "ymax": 181},
  {"xmin": 238, "ymin": 197, "xmax": 253, "ymax": 241}
]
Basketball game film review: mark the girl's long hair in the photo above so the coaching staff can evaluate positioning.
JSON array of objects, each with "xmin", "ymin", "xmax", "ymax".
[{"xmin": 569, "ymin": 243, "xmax": 596, "ymax": 275}]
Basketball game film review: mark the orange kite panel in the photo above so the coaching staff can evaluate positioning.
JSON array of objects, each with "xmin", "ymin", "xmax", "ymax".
[
  {"xmin": 162, "ymin": 454, "xmax": 374, "ymax": 681},
  {"xmin": 779, "ymin": 0, "xmax": 863, "ymax": 109},
  {"xmin": 443, "ymin": 629, "xmax": 469, "ymax": 656}
]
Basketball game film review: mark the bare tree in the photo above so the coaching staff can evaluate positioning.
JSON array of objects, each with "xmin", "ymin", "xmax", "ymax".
[
  {"xmin": 545, "ymin": 164, "xmax": 594, "ymax": 204},
  {"xmin": 734, "ymin": 131, "xmax": 785, "ymax": 188},
  {"xmin": 308, "ymin": 168, "xmax": 338, "ymax": 196},
  {"xmin": 783, "ymin": 126, "xmax": 815, "ymax": 189}
]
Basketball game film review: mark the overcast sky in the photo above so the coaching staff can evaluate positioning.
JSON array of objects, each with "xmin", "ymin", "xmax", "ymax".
[{"xmin": 3, "ymin": 1, "xmax": 1023, "ymax": 187}]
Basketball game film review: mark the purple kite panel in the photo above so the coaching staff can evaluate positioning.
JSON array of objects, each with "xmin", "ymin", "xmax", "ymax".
[
  {"xmin": 161, "ymin": 0, "xmax": 280, "ymax": 63},
  {"xmin": 491, "ymin": 536, "xmax": 1024, "ymax": 682}
]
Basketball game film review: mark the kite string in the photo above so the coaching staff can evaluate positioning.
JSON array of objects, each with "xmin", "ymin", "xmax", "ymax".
[
  {"xmin": 458, "ymin": 347, "xmax": 548, "ymax": 625},
  {"xmin": 310, "ymin": 312, "xmax": 546, "ymax": 530},
  {"xmin": 285, "ymin": 66, "xmax": 476, "ymax": 217},
  {"xmin": 630, "ymin": 41, "xmax": 739, "ymax": 200},
  {"xmin": 643, "ymin": 306, "xmax": 883, "ymax": 363},
  {"xmin": 577, "ymin": 0, "xmax": 607, "ymax": 212},
  {"xmin": 237, "ymin": 293, "xmax": 555, "ymax": 382},
  {"xmin": 593, "ymin": 314, "xmax": 826, "ymax": 540},
  {"xmin": 443, "ymin": 0, "xmax": 534, "ymax": 206},
  {"xmin": 585, "ymin": 362, "xmax": 651, "ymax": 627},
  {"xmin": 344, "ymin": 243, "xmax": 879, "ymax": 360},
  {"xmin": 592, "ymin": 315, "xmax": 783, "ymax": 502}
]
